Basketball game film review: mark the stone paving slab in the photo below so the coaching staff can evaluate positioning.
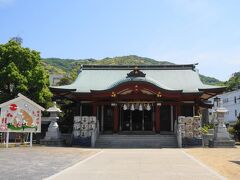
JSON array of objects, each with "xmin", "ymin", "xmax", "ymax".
[
  {"xmin": 185, "ymin": 147, "xmax": 240, "ymax": 180},
  {"xmin": 46, "ymin": 149, "xmax": 226, "ymax": 180},
  {"xmin": 0, "ymin": 146, "xmax": 98, "ymax": 180}
]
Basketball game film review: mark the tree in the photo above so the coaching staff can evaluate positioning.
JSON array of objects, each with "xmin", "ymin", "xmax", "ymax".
[
  {"xmin": 10, "ymin": 36, "xmax": 23, "ymax": 45},
  {"xmin": 0, "ymin": 40, "xmax": 52, "ymax": 107},
  {"xmin": 57, "ymin": 65, "xmax": 81, "ymax": 85},
  {"xmin": 225, "ymin": 72, "xmax": 240, "ymax": 91},
  {"xmin": 57, "ymin": 75, "xmax": 72, "ymax": 86}
]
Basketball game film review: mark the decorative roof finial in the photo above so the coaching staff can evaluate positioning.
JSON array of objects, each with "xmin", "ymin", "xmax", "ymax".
[{"xmin": 127, "ymin": 67, "xmax": 146, "ymax": 78}]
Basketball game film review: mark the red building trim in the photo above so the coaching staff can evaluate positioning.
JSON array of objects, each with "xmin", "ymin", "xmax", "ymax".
[
  {"xmin": 113, "ymin": 106, "xmax": 119, "ymax": 133},
  {"xmin": 155, "ymin": 106, "xmax": 160, "ymax": 133}
]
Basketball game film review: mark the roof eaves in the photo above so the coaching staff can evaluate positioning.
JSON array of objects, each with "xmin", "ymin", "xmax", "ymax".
[
  {"xmin": 198, "ymin": 86, "xmax": 226, "ymax": 92},
  {"xmin": 50, "ymin": 87, "xmax": 77, "ymax": 93}
]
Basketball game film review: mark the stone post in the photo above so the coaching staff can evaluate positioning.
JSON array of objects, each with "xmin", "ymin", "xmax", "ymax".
[
  {"xmin": 40, "ymin": 102, "xmax": 64, "ymax": 146},
  {"xmin": 210, "ymin": 100, "xmax": 235, "ymax": 147}
]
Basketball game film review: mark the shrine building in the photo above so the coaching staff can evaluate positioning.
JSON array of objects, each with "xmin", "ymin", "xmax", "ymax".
[{"xmin": 50, "ymin": 64, "xmax": 224, "ymax": 135}]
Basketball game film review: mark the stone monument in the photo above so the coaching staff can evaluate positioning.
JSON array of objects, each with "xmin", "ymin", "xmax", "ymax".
[
  {"xmin": 210, "ymin": 99, "xmax": 235, "ymax": 147},
  {"xmin": 40, "ymin": 102, "xmax": 64, "ymax": 146}
]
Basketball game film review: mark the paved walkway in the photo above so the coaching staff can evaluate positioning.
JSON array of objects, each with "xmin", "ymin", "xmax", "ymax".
[
  {"xmin": 0, "ymin": 147, "xmax": 98, "ymax": 180},
  {"xmin": 46, "ymin": 149, "xmax": 226, "ymax": 180}
]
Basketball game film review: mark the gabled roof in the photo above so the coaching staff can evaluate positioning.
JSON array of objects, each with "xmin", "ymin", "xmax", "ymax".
[
  {"xmin": 0, "ymin": 93, "xmax": 45, "ymax": 111},
  {"xmin": 50, "ymin": 64, "xmax": 225, "ymax": 94}
]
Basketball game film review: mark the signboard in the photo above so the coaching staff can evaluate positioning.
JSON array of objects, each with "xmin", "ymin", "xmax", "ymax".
[{"xmin": 0, "ymin": 93, "xmax": 45, "ymax": 133}]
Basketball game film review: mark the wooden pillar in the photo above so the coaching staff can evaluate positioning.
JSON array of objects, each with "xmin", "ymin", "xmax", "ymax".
[
  {"xmin": 101, "ymin": 105, "xmax": 104, "ymax": 132},
  {"xmin": 176, "ymin": 104, "xmax": 181, "ymax": 118},
  {"xmin": 113, "ymin": 106, "xmax": 119, "ymax": 133},
  {"xmin": 130, "ymin": 111, "xmax": 133, "ymax": 131},
  {"xmin": 119, "ymin": 108, "xmax": 122, "ymax": 131},
  {"xmin": 155, "ymin": 106, "xmax": 160, "ymax": 133},
  {"xmin": 96, "ymin": 106, "xmax": 99, "ymax": 121},
  {"xmin": 171, "ymin": 105, "xmax": 174, "ymax": 132},
  {"xmin": 79, "ymin": 104, "xmax": 82, "ymax": 116},
  {"xmin": 195, "ymin": 104, "xmax": 199, "ymax": 116},
  {"xmin": 152, "ymin": 109, "xmax": 155, "ymax": 132},
  {"xmin": 92, "ymin": 104, "xmax": 97, "ymax": 116}
]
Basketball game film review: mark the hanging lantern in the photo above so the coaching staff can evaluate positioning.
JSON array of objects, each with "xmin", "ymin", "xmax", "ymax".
[
  {"xmin": 135, "ymin": 103, "xmax": 139, "ymax": 110},
  {"xmin": 130, "ymin": 104, "xmax": 135, "ymax": 111},
  {"xmin": 123, "ymin": 104, "xmax": 128, "ymax": 110},
  {"xmin": 146, "ymin": 104, "xmax": 151, "ymax": 111},
  {"xmin": 139, "ymin": 104, "xmax": 143, "ymax": 111}
]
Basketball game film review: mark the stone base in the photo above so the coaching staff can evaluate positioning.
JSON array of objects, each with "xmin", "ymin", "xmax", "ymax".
[
  {"xmin": 182, "ymin": 137, "xmax": 202, "ymax": 147},
  {"xmin": 209, "ymin": 139, "xmax": 235, "ymax": 148},
  {"xmin": 72, "ymin": 137, "xmax": 91, "ymax": 147},
  {"xmin": 40, "ymin": 139, "xmax": 65, "ymax": 147},
  {"xmin": 202, "ymin": 134, "xmax": 214, "ymax": 147},
  {"xmin": 44, "ymin": 130, "xmax": 61, "ymax": 140}
]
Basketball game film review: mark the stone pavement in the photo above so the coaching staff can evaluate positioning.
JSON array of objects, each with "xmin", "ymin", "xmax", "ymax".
[
  {"xmin": 0, "ymin": 146, "xmax": 98, "ymax": 180},
  {"xmin": 46, "ymin": 149, "xmax": 226, "ymax": 180},
  {"xmin": 185, "ymin": 147, "xmax": 240, "ymax": 180}
]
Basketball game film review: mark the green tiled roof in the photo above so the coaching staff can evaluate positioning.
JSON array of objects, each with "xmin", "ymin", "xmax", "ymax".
[{"xmin": 51, "ymin": 65, "xmax": 224, "ymax": 93}]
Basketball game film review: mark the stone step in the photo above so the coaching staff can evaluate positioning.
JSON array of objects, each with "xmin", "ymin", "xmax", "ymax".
[
  {"xmin": 96, "ymin": 135, "xmax": 177, "ymax": 139},
  {"xmin": 97, "ymin": 138, "xmax": 176, "ymax": 141},
  {"xmin": 95, "ymin": 134, "xmax": 178, "ymax": 148}
]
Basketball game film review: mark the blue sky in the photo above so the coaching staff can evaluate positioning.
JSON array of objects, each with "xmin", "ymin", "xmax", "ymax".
[{"xmin": 1, "ymin": 0, "xmax": 240, "ymax": 81}]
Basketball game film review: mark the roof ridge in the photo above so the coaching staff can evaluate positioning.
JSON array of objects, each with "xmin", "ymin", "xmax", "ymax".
[{"xmin": 81, "ymin": 64, "xmax": 196, "ymax": 70}]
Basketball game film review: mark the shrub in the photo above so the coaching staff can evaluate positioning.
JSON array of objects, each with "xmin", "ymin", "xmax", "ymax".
[
  {"xmin": 201, "ymin": 123, "xmax": 214, "ymax": 134},
  {"xmin": 228, "ymin": 126, "xmax": 235, "ymax": 135},
  {"xmin": 233, "ymin": 118, "xmax": 240, "ymax": 141}
]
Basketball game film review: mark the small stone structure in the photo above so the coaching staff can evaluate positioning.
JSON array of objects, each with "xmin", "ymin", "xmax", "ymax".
[
  {"xmin": 40, "ymin": 102, "xmax": 64, "ymax": 146},
  {"xmin": 210, "ymin": 106, "xmax": 235, "ymax": 147},
  {"xmin": 202, "ymin": 129, "xmax": 214, "ymax": 147},
  {"xmin": 177, "ymin": 116, "xmax": 202, "ymax": 147},
  {"xmin": 72, "ymin": 116, "xmax": 97, "ymax": 146}
]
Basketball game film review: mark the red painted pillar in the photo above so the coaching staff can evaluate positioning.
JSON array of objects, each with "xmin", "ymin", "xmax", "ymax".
[
  {"xmin": 92, "ymin": 104, "xmax": 97, "ymax": 116},
  {"xmin": 195, "ymin": 104, "xmax": 199, "ymax": 116},
  {"xmin": 176, "ymin": 104, "xmax": 181, "ymax": 118},
  {"xmin": 155, "ymin": 106, "xmax": 160, "ymax": 133},
  {"xmin": 113, "ymin": 106, "xmax": 119, "ymax": 133}
]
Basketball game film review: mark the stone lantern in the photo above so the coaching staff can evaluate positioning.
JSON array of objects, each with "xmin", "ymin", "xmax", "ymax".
[
  {"xmin": 210, "ymin": 100, "xmax": 235, "ymax": 147},
  {"xmin": 40, "ymin": 102, "xmax": 64, "ymax": 146}
]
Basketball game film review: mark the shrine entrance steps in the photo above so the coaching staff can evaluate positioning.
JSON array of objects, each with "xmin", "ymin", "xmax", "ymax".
[{"xmin": 95, "ymin": 134, "xmax": 178, "ymax": 148}]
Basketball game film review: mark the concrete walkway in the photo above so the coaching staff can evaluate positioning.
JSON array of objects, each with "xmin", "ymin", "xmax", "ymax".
[{"xmin": 46, "ymin": 149, "xmax": 226, "ymax": 180}]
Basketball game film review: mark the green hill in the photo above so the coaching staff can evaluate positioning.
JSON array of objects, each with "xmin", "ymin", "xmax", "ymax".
[
  {"xmin": 42, "ymin": 55, "xmax": 174, "ymax": 71},
  {"xmin": 42, "ymin": 55, "xmax": 223, "ymax": 86},
  {"xmin": 199, "ymin": 75, "xmax": 223, "ymax": 86}
]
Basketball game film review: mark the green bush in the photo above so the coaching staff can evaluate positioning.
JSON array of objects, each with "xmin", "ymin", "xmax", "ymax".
[
  {"xmin": 233, "ymin": 118, "xmax": 240, "ymax": 141},
  {"xmin": 201, "ymin": 124, "xmax": 214, "ymax": 134},
  {"xmin": 228, "ymin": 126, "xmax": 235, "ymax": 135}
]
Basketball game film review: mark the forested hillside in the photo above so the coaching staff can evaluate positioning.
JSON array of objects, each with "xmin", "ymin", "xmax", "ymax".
[
  {"xmin": 199, "ymin": 75, "xmax": 223, "ymax": 86},
  {"xmin": 42, "ymin": 55, "xmax": 224, "ymax": 86},
  {"xmin": 42, "ymin": 55, "xmax": 174, "ymax": 71}
]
